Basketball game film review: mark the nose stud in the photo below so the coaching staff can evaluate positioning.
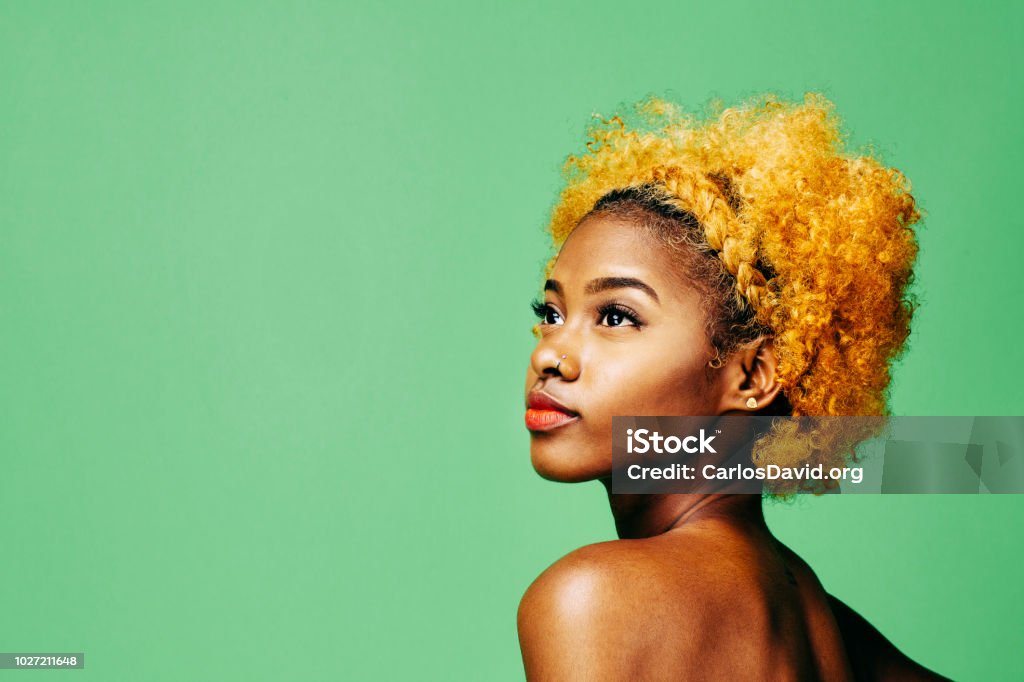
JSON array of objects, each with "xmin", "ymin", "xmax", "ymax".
[{"xmin": 555, "ymin": 354, "xmax": 566, "ymax": 372}]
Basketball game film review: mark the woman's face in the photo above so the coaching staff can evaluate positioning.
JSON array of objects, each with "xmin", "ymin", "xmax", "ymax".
[{"xmin": 524, "ymin": 214, "xmax": 730, "ymax": 482}]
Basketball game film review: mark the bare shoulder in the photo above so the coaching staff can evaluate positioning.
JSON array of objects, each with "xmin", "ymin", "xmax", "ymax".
[
  {"xmin": 517, "ymin": 538, "xmax": 699, "ymax": 628},
  {"xmin": 516, "ymin": 533, "xmax": 762, "ymax": 680}
]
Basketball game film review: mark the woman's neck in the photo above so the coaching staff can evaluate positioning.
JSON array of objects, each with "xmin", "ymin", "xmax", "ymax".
[{"xmin": 600, "ymin": 485, "xmax": 767, "ymax": 539}]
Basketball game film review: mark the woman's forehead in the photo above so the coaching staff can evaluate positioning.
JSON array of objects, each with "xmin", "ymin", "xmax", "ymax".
[
  {"xmin": 556, "ymin": 216, "xmax": 663, "ymax": 271},
  {"xmin": 552, "ymin": 215, "xmax": 691, "ymax": 292}
]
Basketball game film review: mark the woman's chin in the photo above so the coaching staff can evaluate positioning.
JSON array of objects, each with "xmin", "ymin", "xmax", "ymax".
[{"xmin": 530, "ymin": 444, "xmax": 608, "ymax": 483}]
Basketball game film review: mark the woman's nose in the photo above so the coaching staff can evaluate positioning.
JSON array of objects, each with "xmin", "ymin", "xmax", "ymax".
[{"xmin": 530, "ymin": 338, "xmax": 578, "ymax": 380}]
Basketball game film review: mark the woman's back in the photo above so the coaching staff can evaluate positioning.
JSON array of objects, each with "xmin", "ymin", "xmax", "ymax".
[{"xmin": 518, "ymin": 515, "xmax": 947, "ymax": 681}]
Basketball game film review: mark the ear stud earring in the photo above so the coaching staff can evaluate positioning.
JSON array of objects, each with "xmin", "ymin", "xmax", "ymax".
[{"xmin": 746, "ymin": 397, "xmax": 758, "ymax": 409}]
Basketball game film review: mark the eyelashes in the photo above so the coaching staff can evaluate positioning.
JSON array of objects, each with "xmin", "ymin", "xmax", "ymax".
[
  {"xmin": 530, "ymin": 299, "xmax": 549, "ymax": 319},
  {"xmin": 597, "ymin": 303, "xmax": 642, "ymax": 328}
]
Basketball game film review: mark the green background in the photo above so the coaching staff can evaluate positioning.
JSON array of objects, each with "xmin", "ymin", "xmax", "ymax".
[{"xmin": 2, "ymin": 1, "xmax": 1021, "ymax": 680}]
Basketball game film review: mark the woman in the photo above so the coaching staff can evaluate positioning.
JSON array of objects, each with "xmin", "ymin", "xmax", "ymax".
[{"xmin": 519, "ymin": 93, "xmax": 948, "ymax": 680}]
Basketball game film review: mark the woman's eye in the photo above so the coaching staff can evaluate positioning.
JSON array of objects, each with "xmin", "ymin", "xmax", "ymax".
[
  {"xmin": 531, "ymin": 300, "xmax": 563, "ymax": 325},
  {"xmin": 598, "ymin": 305, "xmax": 640, "ymax": 328},
  {"xmin": 604, "ymin": 311, "xmax": 627, "ymax": 326}
]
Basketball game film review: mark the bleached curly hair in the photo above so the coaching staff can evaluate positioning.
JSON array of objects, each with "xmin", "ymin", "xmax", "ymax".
[{"xmin": 542, "ymin": 93, "xmax": 921, "ymax": 493}]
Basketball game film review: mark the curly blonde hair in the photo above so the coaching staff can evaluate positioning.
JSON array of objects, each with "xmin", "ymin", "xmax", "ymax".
[{"xmin": 543, "ymin": 93, "xmax": 921, "ymax": 493}]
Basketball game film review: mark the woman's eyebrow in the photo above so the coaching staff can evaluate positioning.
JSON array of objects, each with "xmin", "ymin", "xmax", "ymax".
[
  {"xmin": 543, "ymin": 279, "xmax": 562, "ymax": 295},
  {"xmin": 584, "ymin": 276, "xmax": 660, "ymax": 303}
]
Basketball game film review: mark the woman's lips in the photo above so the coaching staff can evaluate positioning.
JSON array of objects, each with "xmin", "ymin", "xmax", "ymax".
[
  {"xmin": 525, "ymin": 409, "xmax": 579, "ymax": 431},
  {"xmin": 525, "ymin": 391, "xmax": 580, "ymax": 432}
]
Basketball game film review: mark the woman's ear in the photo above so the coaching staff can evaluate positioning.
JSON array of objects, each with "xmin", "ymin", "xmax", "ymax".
[{"xmin": 715, "ymin": 338, "xmax": 782, "ymax": 414}]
